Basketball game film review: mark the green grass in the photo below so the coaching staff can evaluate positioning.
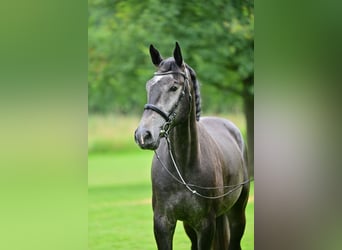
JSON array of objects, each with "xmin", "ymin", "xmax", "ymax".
[{"xmin": 88, "ymin": 151, "xmax": 254, "ymax": 249}]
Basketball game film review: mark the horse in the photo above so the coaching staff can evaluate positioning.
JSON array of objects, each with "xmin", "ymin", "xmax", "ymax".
[{"xmin": 134, "ymin": 42, "xmax": 250, "ymax": 250}]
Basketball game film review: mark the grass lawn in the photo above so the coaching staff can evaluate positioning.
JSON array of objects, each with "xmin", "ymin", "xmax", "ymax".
[{"xmin": 88, "ymin": 151, "xmax": 254, "ymax": 249}]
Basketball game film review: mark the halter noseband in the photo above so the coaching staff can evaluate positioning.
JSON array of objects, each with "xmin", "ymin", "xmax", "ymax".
[{"xmin": 144, "ymin": 70, "xmax": 191, "ymax": 137}]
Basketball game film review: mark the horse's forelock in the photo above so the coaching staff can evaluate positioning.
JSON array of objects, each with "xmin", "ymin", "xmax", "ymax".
[{"xmin": 158, "ymin": 58, "xmax": 179, "ymax": 72}]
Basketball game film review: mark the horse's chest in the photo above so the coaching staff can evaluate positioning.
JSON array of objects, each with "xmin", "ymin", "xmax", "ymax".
[{"xmin": 162, "ymin": 191, "xmax": 208, "ymax": 221}]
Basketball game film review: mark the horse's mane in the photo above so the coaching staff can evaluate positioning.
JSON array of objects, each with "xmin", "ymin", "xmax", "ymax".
[
  {"xmin": 158, "ymin": 58, "xmax": 201, "ymax": 121},
  {"xmin": 185, "ymin": 64, "xmax": 201, "ymax": 121}
]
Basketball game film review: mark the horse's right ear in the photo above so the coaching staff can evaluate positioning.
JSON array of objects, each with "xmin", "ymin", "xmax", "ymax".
[{"xmin": 149, "ymin": 44, "xmax": 163, "ymax": 66}]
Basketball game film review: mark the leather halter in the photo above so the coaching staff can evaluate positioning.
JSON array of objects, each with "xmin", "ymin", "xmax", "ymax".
[
  {"xmin": 144, "ymin": 70, "xmax": 191, "ymax": 136},
  {"xmin": 143, "ymin": 103, "xmax": 170, "ymax": 121}
]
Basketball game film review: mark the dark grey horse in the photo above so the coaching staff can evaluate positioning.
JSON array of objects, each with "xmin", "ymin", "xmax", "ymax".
[{"xmin": 134, "ymin": 42, "xmax": 250, "ymax": 250}]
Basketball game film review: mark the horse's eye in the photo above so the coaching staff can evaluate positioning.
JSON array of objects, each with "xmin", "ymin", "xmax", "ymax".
[{"xmin": 169, "ymin": 86, "xmax": 178, "ymax": 92}]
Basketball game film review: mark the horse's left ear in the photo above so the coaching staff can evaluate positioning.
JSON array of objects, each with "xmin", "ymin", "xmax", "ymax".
[
  {"xmin": 150, "ymin": 44, "xmax": 163, "ymax": 66},
  {"xmin": 173, "ymin": 42, "xmax": 183, "ymax": 67}
]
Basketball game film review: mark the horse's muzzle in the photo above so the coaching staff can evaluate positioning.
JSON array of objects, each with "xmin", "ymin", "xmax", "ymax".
[{"xmin": 134, "ymin": 127, "xmax": 159, "ymax": 150}]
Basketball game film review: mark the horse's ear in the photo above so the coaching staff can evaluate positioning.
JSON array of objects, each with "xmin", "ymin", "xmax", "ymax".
[
  {"xmin": 173, "ymin": 42, "xmax": 183, "ymax": 67},
  {"xmin": 149, "ymin": 44, "xmax": 163, "ymax": 66}
]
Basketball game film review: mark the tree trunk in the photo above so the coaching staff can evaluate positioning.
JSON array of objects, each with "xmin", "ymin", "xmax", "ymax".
[{"xmin": 243, "ymin": 77, "xmax": 254, "ymax": 177}]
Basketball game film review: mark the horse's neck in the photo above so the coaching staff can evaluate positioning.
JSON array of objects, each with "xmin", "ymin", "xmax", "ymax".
[{"xmin": 170, "ymin": 113, "xmax": 199, "ymax": 170}]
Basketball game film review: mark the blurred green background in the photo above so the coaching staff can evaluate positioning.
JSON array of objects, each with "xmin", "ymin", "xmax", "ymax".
[{"xmin": 2, "ymin": 0, "xmax": 342, "ymax": 249}]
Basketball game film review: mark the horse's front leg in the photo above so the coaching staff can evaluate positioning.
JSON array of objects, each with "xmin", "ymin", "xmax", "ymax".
[
  {"xmin": 196, "ymin": 217, "xmax": 216, "ymax": 250},
  {"xmin": 153, "ymin": 213, "xmax": 176, "ymax": 250}
]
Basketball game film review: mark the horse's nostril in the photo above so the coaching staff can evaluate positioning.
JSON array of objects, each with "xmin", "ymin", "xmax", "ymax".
[
  {"xmin": 135, "ymin": 128, "xmax": 154, "ymax": 147},
  {"xmin": 144, "ymin": 130, "xmax": 152, "ymax": 141}
]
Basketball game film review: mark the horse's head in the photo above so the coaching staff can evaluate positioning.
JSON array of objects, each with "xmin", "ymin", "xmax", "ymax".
[{"xmin": 134, "ymin": 42, "xmax": 193, "ymax": 150}]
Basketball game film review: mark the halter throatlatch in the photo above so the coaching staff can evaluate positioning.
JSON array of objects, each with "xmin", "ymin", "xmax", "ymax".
[{"xmin": 144, "ymin": 70, "xmax": 190, "ymax": 137}]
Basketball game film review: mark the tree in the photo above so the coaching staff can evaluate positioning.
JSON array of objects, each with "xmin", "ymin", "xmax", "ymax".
[{"xmin": 88, "ymin": 0, "xmax": 254, "ymax": 174}]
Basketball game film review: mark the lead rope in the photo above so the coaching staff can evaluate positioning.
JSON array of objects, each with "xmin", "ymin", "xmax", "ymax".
[{"xmin": 154, "ymin": 134, "xmax": 253, "ymax": 200}]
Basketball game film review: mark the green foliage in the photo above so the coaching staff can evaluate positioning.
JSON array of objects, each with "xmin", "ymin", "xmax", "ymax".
[{"xmin": 88, "ymin": 0, "xmax": 254, "ymax": 114}]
